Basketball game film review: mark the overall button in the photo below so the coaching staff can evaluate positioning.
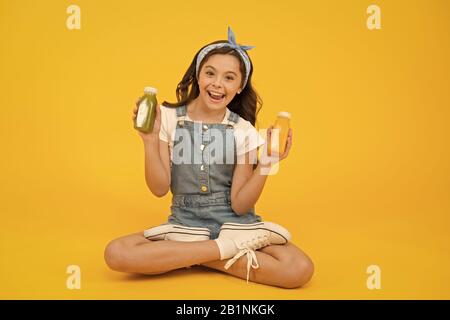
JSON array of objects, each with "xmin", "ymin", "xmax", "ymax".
[
  {"xmin": 200, "ymin": 144, "xmax": 205, "ymax": 151},
  {"xmin": 201, "ymin": 186, "xmax": 208, "ymax": 192},
  {"xmin": 203, "ymin": 125, "xmax": 208, "ymax": 130}
]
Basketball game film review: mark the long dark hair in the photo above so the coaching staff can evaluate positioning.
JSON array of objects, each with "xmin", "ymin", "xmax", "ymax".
[{"xmin": 162, "ymin": 40, "xmax": 263, "ymax": 126}]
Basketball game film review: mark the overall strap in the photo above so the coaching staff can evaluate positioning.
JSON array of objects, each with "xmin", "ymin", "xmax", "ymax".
[
  {"xmin": 226, "ymin": 110, "xmax": 240, "ymax": 128},
  {"xmin": 176, "ymin": 105, "xmax": 188, "ymax": 127}
]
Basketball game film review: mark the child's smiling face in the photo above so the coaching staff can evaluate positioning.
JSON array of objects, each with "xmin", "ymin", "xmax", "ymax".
[{"xmin": 197, "ymin": 53, "xmax": 243, "ymax": 111}]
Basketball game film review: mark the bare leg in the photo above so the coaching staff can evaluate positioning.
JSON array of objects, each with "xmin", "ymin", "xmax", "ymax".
[
  {"xmin": 201, "ymin": 242, "xmax": 314, "ymax": 289},
  {"xmin": 104, "ymin": 232, "xmax": 220, "ymax": 274},
  {"xmin": 105, "ymin": 232, "xmax": 314, "ymax": 288}
]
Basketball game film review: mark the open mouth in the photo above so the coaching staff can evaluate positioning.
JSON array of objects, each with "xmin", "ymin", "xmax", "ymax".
[{"xmin": 207, "ymin": 91, "xmax": 225, "ymax": 103}]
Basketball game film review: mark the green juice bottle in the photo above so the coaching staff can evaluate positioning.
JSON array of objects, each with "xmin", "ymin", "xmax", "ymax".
[{"xmin": 135, "ymin": 86, "xmax": 158, "ymax": 133}]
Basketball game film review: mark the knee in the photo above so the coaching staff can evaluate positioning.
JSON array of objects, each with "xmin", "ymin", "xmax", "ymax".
[
  {"xmin": 280, "ymin": 255, "xmax": 315, "ymax": 289},
  {"xmin": 104, "ymin": 239, "xmax": 128, "ymax": 272}
]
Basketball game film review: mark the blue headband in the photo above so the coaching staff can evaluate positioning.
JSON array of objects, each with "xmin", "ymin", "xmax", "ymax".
[{"xmin": 196, "ymin": 26, "xmax": 255, "ymax": 89}]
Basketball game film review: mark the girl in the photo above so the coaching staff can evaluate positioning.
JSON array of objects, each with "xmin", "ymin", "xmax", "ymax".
[{"xmin": 104, "ymin": 27, "xmax": 314, "ymax": 288}]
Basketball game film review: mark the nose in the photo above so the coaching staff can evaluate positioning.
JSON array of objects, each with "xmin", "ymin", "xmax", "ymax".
[{"xmin": 212, "ymin": 77, "xmax": 223, "ymax": 88}]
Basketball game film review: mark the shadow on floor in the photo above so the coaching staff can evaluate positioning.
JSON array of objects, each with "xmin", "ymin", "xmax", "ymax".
[{"xmin": 117, "ymin": 265, "xmax": 224, "ymax": 282}]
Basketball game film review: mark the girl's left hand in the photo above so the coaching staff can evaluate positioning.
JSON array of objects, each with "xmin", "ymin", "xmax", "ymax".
[{"xmin": 259, "ymin": 126, "xmax": 293, "ymax": 166}]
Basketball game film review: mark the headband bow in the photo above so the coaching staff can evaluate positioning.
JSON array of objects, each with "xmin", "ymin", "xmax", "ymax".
[
  {"xmin": 226, "ymin": 26, "xmax": 255, "ymax": 51},
  {"xmin": 196, "ymin": 26, "xmax": 255, "ymax": 90}
]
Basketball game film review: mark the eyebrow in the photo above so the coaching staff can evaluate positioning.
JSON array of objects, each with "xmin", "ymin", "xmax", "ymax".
[{"xmin": 204, "ymin": 65, "xmax": 238, "ymax": 76}]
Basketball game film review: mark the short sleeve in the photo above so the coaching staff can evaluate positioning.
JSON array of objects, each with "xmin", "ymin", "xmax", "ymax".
[
  {"xmin": 158, "ymin": 104, "xmax": 169, "ymax": 142},
  {"xmin": 235, "ymin": 121, "xmax": 266, "ymax": 157}
]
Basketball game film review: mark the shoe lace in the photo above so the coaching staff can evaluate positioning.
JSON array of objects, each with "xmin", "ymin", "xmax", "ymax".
[{"xmin": 223, "ymin": 234, "xmax": 270, "ymax": 283}]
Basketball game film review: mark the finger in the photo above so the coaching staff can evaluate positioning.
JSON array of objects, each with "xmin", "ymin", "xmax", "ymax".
[
  {"xmin": 286, "ymin": 131, "xmax": 293, "ymax": 148},
  {"xmin": 279, "ymin": 133, "xmax": 293, "ymax": 158},
  {"xmin": 287, "ymin": 130, "xmax": 293, "ymax": 144},
  {"xmin": 285, "ymin": 129, "xmax": 293, "ymax": 147},
  {"xmin": 281, "ymin": 137, "xmax": 292, "ymax": 159},
  {"xmin": 285, "ymin": 137, "xmax": 292, "ymax": 153}
]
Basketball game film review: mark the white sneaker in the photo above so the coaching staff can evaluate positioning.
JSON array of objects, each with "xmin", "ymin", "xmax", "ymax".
[
  {"xmin": 215, "ymin": 221, "xmax": 291, "ymax": 283},
  {"xmin": 144, "ymin": 224, "xmax": 211, "ymax": 242}
]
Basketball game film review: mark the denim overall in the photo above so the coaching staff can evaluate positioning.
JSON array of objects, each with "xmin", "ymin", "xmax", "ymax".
[{"xmin": 167, "ymin": 105, "xmax": 261, "ymax": 239}]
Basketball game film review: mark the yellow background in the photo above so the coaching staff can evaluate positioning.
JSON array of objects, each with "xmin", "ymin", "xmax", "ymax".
[{"xmin": 1, "ymin": 0, "xmax": 449, "ymax": 299}]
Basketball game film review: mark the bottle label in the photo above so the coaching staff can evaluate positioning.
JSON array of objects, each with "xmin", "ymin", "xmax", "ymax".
[{"xmin": 136, "ymin": 100, "xmax": 148, "ymax": 127}]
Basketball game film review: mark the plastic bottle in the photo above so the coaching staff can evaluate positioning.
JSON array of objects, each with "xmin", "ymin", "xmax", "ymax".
[
  {"xmin": 134, "ymin": 87, "xmax": 158, "ymax": 133},
  {"xmin": 268, "ymin": 111, "xmax": 291, "ymax": 156}
]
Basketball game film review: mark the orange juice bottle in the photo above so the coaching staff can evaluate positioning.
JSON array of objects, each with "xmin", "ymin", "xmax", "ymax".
[{"xmin": 268, "ymin": 111, "xmax": 291, "ymax": 156}]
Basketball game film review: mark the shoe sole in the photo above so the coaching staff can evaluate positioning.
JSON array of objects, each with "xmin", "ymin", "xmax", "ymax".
[
  {"xmin": 144, "ymin": 224, "xmax": 211, "ymax": 240},
  {"xmin": 219, "ymin": 221, "xmax": 291, "ymax": 243}
]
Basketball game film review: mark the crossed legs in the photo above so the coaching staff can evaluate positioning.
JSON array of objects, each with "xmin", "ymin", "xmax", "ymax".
[{"xmin": 104, "ymin": 232, "xmax": 314, "ymax": 289}]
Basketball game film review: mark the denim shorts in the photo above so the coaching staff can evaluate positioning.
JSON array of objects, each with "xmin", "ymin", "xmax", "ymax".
[{"xmin": 167, "ymin": 190, "xmax": 262, "ymax": 239}]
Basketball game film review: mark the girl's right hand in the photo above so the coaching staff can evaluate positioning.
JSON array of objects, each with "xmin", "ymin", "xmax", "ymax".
[
  {"xmin": 259, "ymin": 125, "xmax": 293, "ymax": 167},
  {"xmin": 132, "ymin": 96, "xmax": 162, "ymax": 142}
]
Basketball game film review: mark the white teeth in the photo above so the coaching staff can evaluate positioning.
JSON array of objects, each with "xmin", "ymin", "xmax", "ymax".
[{"xmin": 209, "ymin": 91, "xmax": 224, "ymax": 99}]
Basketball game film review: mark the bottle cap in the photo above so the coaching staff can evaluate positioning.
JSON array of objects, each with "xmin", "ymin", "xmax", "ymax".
[
  {"xmin": 277, "ymin": 111, "xmax": 291, "ymax": 119},
  {"xmin": 144, "ymin": 87, "xmax": 158, "ymax": 95}
]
